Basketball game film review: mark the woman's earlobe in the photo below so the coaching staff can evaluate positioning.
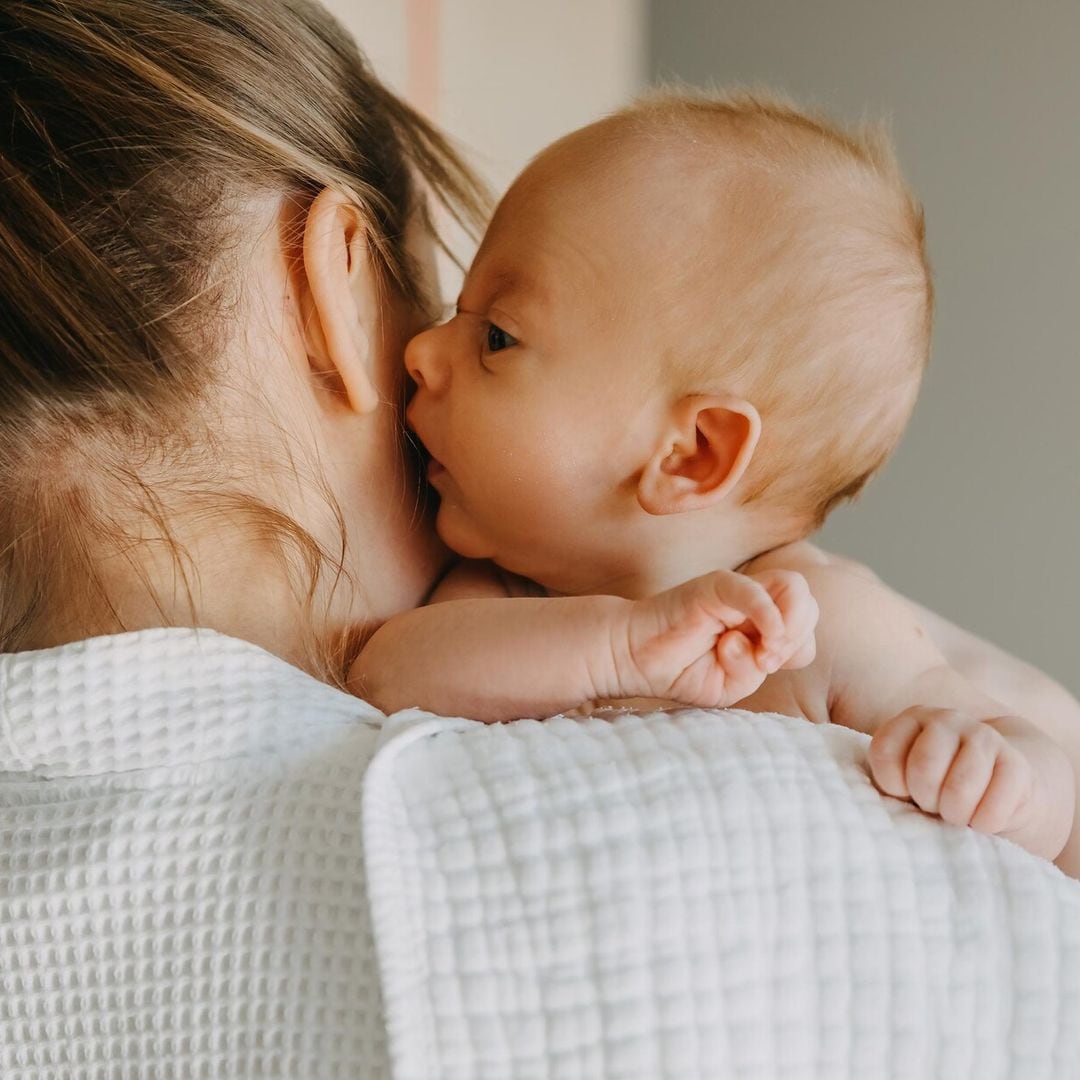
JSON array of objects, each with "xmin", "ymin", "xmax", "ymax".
[
  {"xmin": 301, "ymin": 187, "xmax": 381, "ymax": 415},
  {"xmin": 637, "ymin": 395, "xmax": 761, "ymax": 515}
]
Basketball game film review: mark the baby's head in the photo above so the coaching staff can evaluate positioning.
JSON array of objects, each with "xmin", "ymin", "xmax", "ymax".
[{"xmin": 406, "ymin": 90, "xmax": 932, "ymax": 595}]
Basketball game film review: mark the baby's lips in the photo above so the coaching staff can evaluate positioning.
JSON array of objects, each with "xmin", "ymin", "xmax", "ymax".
[
  {"xmin": 405, "ymin": 402, "xmax": 447, "ymax": 462},
  {"xmin": 404, "ymin": 403, "xmax": 437, "ymax": 456}
]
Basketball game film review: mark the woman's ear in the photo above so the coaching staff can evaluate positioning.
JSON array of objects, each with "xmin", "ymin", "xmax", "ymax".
[
  {"xmin": 637, "ymin": 394, "xmax": 762, "ymax": 515},
  {"xmin": 300, "ymin": 187, "xmax": 381, "ymax": 415}
]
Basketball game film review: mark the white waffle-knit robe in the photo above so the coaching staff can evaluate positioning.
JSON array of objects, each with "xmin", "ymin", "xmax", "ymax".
[{"xmin": 0, "ymin": 628, "xmax": 391, "ymax": 1079}]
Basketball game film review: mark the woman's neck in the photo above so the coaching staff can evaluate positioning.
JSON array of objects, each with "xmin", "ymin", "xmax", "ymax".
[{"xmin": 22, "ymin": 527, "xmax": 321, "ymax": 673}]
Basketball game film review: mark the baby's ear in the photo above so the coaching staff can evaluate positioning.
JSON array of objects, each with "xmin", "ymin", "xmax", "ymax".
[{"xmin": 637, "ymin": 395, "xmax": 761, "ymax": 515}]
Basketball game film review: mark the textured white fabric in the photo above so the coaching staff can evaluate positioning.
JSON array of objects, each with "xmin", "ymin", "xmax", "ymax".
[
  {"xmin": 3, "ymin": 630, "xmax": 1080, "ymax": 1080},
  {"xmin": 0, "ymin": 628, "xmax": 390, "ymax": 1079},
  {"xmin": 365, "ymin": 709, "xmax": 1080, "ymax": 1080}
]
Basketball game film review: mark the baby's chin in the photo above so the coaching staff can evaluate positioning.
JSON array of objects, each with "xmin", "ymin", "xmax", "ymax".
[
  {"xmin": 434, "ymin": 501, "xmax": 559, "ymax": 588},
  {"xmin": 434, "ymin": 504, "xmax": 496, "ymax": 563}
]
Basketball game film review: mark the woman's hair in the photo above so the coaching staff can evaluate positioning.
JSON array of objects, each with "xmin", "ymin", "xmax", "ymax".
[{"xmin": 0, "ymin": 0, "xmax": 487, "ymax": 679}]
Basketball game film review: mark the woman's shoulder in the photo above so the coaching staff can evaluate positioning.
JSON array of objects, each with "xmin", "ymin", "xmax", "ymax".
[
  {"xmin": 0, "ymin": 627, "xmax": 379, "ymax": 779},
  {"xmin": 0, "ymin": 628, "xmax": 391, "ymax": 1077}
]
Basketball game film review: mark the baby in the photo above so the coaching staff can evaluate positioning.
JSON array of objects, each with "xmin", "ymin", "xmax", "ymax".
[{"xmin": 349, "ymin": 91, "xmax": 1080, "ymax": 876}]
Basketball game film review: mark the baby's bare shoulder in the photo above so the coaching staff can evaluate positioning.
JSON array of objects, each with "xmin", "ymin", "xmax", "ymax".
[
  {"xmin": 772, "ymin": 546, "xmax": 1078, "ymax": 714},
  {"xmin": 744, "ymin": 541, "xmax": 945, "ymax": 711},
  {"xmin": 742, "ymin": 540, "xmax": 889, "ymax": 629},
  {"xmin": 743, "ymin": 539, "xmax": 877, "ymax": 581},
  {"xmin": 735, "ymin": 543, "xmax": 886, "ymax": 722}
]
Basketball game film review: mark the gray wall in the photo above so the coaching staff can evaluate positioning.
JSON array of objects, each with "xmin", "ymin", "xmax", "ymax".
[{"xmin": 651, "ymin": 0, "xmax": 1080, "ymax": 694}]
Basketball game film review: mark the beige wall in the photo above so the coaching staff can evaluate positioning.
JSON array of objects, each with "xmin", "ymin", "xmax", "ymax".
[
  {"xmin": 321, "ymin": 0, "xmax": 646, "ymax": 291},
  {"xmin": 652, "ymin": 0, "xmax": 1080, "ymax": 695},
  {"xmin": 321, "ymin": 0, "xmax": 646, "ymax": 191}
]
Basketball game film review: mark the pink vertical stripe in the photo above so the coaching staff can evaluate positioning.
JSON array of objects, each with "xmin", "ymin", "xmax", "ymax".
[{"xmin": 406, "ymin": 0, "xmax": 440, "ymax": 118}]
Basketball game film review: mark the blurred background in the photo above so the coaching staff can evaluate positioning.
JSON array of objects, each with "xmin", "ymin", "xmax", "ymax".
[{"xmin": 324, "ymin": 0, "xmax": 1080, "ymax": 696}]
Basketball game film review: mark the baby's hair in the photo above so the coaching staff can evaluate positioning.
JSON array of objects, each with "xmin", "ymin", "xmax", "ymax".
[
  {"xmin": 0, "ymin": 0, "xmax": 488, "ymax": 679},
  {"xmin": 616, "ymin": 88, "xmax": 933, "ymax": 532}
]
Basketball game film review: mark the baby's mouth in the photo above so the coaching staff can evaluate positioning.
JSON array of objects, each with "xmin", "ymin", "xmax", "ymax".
[
  {"xmin": 404, "ymin": 401, "xmax": 435, "ymax": 466},
  {"xmin": 405, "ymin": 420, "xmax": 446, "ymax": 483}
]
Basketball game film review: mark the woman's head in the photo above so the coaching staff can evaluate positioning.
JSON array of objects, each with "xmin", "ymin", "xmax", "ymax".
[{"xmin": 0, "ymin": 0, "xmax": 486, "ymax": 680}]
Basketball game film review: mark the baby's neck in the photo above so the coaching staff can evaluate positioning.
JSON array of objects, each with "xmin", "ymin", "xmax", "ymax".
[{"xmin": 585, "ymin": 511, "xmax": 804, "ymax": 600}]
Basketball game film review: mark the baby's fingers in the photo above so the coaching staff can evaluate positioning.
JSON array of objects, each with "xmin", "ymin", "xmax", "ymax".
[
  {"xmin": 937, "ymin": 727, "xmax": 999, "ymax": 826},
  {"xmin": 704, "ymin": 571, "xmax": 786, "ymax": 651},
  {"xmin": 715, "ymin": 630, "xmax": 767, "ymax": 701},
  {"xmin": 970, "ymin": 750, "xmax": 1034, "ymax": 836},
  {"xmin": 903, "ymin": 717, "xmax": 964, "ymax": 814},
  {"xmin": 870, "ymin": 711, "xmax": 1040, "ymax": 841},
  {"xmin": 868, "ymin": 710, "xmax": 926, "ymax": 800},
  {"xmin": 771, "ymin": 573, "xmax": 818, "ymax": 670},
  {"xmin": 746, "ymin": 570, "xmax": 815, "ymax": 668},
  {"xmin": 868, "ymin": 708, "xmax": 963, "ymax": 803},
  {"xmin": 781, "ymin": 634, "xmax": 817, "ymax": 671}
]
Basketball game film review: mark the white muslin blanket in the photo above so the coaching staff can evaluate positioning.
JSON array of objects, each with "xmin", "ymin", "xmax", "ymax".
[
  {"xmin": 366, "ymin": 709, "xmax": 1080, "ymax": 1079},
  {"xmin": 1, "ymin": 628, "xmax": 1079, "ymax": 1079}
]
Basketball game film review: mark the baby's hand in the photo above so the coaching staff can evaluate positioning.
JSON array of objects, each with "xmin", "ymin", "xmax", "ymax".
[
  {"xmin": 869, "ymin": 708, "xmax": 1043, "ymax": 838},
  {"xmin": 618, "ymin": 568, "xmax": 818, "ymax": 708}
]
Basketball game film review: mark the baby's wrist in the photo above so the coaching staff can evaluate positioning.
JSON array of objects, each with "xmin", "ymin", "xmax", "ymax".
[
  {"xmin": 575, "ymin": 595, "xmax": 642, "ymax": 703},
  {"xmin": 601, "ymin": 596, "xmax": 662, "ymax": 702}
]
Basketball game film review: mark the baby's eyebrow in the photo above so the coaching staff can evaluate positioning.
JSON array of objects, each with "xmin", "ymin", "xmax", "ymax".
[{"xmin": 483, "ymin": 265, "xmax": 551, "ymax": 310}]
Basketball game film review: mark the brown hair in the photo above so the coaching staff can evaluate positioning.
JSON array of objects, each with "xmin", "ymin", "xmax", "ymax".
[
  {"xmin": 619, "ymin": 89, "xmax": 933, "ymax": 532},
  {"xmin": 0, "ymin": 0, "xmax": 488, "ymax": 679}
]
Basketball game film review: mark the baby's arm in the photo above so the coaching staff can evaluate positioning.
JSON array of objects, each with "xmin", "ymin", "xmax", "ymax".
[
  {"xmin": 348, "ymin": 566, "xmax": 817, "ymax": 723},
  {"xmin": 806, "ymin": 546, "xmax": 1080, "ymax": 745},
  {"xmin": 806, "ymin": 566, "xmax": 1077, "ymax": 868},
  {"xmin": 895, "ymin": 596, "xmax": 1080, "ymax": 739}
]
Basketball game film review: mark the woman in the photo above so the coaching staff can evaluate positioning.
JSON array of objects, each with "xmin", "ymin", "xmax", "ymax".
[
  {"xmin": 0, "ymin": 2, "xmax": 483, "ymax": 1074},
  {"xmin": 0, "ymin": 0, "xmax": 489, "ymax": 679},
  {"xmin": 2, "ymin": 1, "xmax": 1077, "ymax": 1076}
]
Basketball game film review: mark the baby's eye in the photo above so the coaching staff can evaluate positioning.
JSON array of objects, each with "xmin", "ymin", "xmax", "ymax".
[{"xmin": 486, "ymin": 322, "xmax": 518, "ymax": 353}]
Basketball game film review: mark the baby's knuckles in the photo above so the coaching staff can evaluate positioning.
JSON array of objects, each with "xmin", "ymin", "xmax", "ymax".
[
  {"xmin": 871, "ymin": 708, "xmax": 977, "ymax": 793},
  {"xmin": 870, "ymin": 707, "xmax": 1037, "ymax": 836},
  {"xmin": 623, "ymin": 570, "xmax": 781, "ymax": 704},
  {"xmin": 936, "ymin": 721, "xmax": 1005, "ymax": 826},
  {"xmin": 867, "ymin": 710, "xmax": 921, "ymax": 797}
]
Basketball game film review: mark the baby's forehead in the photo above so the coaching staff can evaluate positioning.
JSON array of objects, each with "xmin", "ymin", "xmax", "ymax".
[
  {"xmin": 482, "ymin": 131, "xmax": 739, "ymax": 295},
  {"xmin": 478, "ymin": 112, "xmax": 917, "ymax": 345},
  {"xmin": 505, "ymin": 119, "xmax": 852, "ymax": 280},
  {"xmin": 520, "ymin": 125, "xmax": 732, "ymax": 228},
  {"xmin": 471, "ymin": 156, "xmax": 669, "ymax": 311}
]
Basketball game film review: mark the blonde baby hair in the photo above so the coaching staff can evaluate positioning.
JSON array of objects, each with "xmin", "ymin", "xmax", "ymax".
[{"xmin": 616, "ymin": 88, "xmax": 933, "ymax": 532}]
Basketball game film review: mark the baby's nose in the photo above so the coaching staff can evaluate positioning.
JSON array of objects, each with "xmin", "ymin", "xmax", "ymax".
[{"xmin": 404, "ymin": 324, "xmax": 449, "ymax": 393}]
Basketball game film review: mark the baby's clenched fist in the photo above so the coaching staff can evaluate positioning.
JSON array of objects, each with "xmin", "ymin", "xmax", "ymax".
[
  {"xmin": 620, "ymin": 567, "xmax": 818, "ymax": 709},
  {"xmin": 868, "ymin": 707, "xmax": 1037, "ymax": 835}
]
